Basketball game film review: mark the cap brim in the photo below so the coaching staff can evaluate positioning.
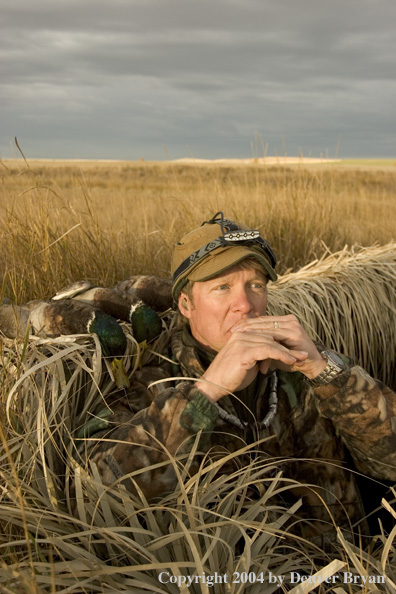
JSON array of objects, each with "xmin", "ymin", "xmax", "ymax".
[
  {"xmin": 188, "ymin": 244, "xmax": 277, "ymax": 281},
  {"xmin": 172, "ymin": 245, "xmax": 277, "ymax": 302}
]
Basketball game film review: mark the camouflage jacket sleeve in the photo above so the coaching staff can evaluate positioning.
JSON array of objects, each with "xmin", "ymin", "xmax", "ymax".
[
  {"xmin": 85, "ymin": 365, "xmax": 219, "ymax": 499},
  {"xmin": 313, "ymin": 365, "xmax": 396, "ymax": 481}
]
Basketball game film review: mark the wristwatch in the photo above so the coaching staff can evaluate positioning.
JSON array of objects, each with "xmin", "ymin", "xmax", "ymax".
[{"xmin": 306, "ymin": 349, "xmax": 348, "ymax": 387}]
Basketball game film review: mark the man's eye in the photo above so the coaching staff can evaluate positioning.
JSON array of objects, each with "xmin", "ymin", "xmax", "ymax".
[
  {"xmin": 216, "ymin": 284, "xmax": 229, "ymax": 291},
  {"xmin": 251, "ymin": 282, "xmax": 266, "ymax": 289}
]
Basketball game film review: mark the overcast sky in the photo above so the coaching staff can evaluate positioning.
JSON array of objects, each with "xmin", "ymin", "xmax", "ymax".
[{"xmin": 2, "ymin": 0, "xmax": 395, "ymax": 160}]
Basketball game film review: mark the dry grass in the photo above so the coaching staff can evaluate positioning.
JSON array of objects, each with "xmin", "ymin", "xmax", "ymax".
[
  {"xmin": 1, "ymin": 326, "xmax": 395, "ymax": 593},
  {"xmin": 1, "ymin": 158, "xmax": 395, "ymax": 302},
  {"xmin": 267, "ymin": 242, "xmax": 396, "ymax": 389},
  {"xmin": 1, "ymin": 158, "xmax": 396, "ymax": 592}
]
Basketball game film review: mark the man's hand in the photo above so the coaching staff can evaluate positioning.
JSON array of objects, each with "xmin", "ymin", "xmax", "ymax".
[
  {"xmin": 196, "ymin": 314, "xmax": 326, "ymax": 403},
  {"xmin": 232, "ymin": 314, "xmax": 327, "ymax": 377}
]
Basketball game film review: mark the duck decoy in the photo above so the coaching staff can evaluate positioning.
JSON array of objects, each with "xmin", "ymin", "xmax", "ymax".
[{"xmin": 0, "ymin": 298, "xmax": 129, "ymax": 388}]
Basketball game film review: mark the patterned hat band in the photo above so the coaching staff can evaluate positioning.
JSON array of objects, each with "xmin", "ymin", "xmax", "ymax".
[{"xmin": 171, "ymin": 212, "xmax": 277, "ymax": 301}]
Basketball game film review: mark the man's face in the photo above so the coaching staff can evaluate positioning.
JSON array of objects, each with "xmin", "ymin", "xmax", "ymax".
[{"xmin": 179, "ymin": 264, "xmax": 268, "ymax": 352}]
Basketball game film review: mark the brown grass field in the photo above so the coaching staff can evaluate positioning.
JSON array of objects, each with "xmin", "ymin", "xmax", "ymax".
[
  {"xmin": 0, "ymin": 157, "xmax": 396, "ymax": 593},
  {"xmin": 1, "ymin": 157, "xmax": 395, "ymax": 303}
]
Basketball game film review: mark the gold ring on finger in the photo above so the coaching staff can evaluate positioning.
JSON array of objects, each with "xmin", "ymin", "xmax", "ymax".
[{"xmin": 273, "ymin": 321, "xmax": 279, "ymax": 329}]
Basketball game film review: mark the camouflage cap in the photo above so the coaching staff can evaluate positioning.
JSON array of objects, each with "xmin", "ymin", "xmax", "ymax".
[{"xmin": 172, "ymin": 212, "xmax": 277, "ymax": 301}]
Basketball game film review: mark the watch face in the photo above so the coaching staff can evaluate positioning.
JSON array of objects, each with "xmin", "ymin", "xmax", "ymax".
[{"xmin": 326, "ymin": 350, "xmax": 346, "ymax": 369}]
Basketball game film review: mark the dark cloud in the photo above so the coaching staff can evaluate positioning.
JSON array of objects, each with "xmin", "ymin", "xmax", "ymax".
[{"xmin": 1, "ymin": 0, "xmax": 395, "ymax": 159}]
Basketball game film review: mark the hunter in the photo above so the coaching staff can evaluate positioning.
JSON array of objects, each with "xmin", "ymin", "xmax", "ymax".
[{"xmin": 82, "ymin": 212, "xmax": 396, "ymax": 545}]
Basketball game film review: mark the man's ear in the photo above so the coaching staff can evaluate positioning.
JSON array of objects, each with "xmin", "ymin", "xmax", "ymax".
[{"xmin": 178, "ymin": 292, "xmax": 192, "ymax": 318}]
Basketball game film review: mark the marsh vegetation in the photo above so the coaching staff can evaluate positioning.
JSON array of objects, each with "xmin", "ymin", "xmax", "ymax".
[{"xmin": 1, "ymin": 158, "xmax": 395, "ymax": 592}]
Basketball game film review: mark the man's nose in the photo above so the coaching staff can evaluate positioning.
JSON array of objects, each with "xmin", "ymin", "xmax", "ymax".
[{"xmin": 232, "ymin": 289, "xmax": 254, "ymax": 315}]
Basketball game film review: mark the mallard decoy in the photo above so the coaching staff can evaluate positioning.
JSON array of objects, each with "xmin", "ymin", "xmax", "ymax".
[
  {"xmin": 115, "ymin": 275, "xmax": 173, "ymax": 312},
  {"xmin": 0, "ymin": 298, "xmax": 129, "ymax": 388},
  {"xmin": 53, "ymin": 280, "xmax": 164, "ymax": 344}
]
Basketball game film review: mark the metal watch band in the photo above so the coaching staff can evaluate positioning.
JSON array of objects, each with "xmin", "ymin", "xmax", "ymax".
[{"xmin": 306, "ymin": 350, "xmax": 348, "ymax": 387}]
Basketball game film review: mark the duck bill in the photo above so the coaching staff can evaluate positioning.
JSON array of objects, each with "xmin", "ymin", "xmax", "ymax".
[{"xmin": 111, "ymin": 358, "xmax": 130, "ymax": 388}]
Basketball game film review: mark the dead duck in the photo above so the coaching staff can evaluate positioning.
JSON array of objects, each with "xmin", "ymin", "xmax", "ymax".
[
  {"xmin": 53, "ymin": 281, "xmax": 135, "ymax": 321},
  {"xmin": 53, "ymin": 280, "xmax": 163, "ymax": 344},
  {"xmin": 0, "ymin": 300, "xmax": 31, "ymax": 341},
  {"xmin": 0, "ymin": 298, "xmax": 129, "ymax": 388},
  {"xmin": 114, "ymin": 275, "xmax": 173, "ymax": 312},
  {"xmin": 129, "ymin": 300, "xmax": 163, "ymax": 344}
]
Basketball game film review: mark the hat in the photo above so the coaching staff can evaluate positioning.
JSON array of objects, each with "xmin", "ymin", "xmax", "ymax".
[{"xmin": 172, "ymin": 212, "xmax": 277, "ymax": 301}]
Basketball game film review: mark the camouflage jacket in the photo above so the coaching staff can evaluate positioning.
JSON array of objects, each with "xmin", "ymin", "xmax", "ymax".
[{"xmin": 80, "ymin": 315, "xmax": 396, "ymax": 540}]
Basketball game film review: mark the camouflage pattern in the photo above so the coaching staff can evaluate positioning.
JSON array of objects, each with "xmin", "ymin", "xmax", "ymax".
[{"xmin": 77, "ymin": 314, "xmax": 396, "ymax": 541}]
